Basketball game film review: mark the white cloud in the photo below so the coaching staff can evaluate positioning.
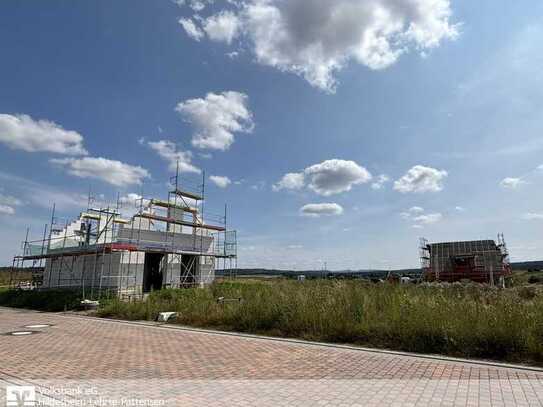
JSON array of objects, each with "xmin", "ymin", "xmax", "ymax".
[
  {"xmin": 455, "ymin": 206, "xmax": 465, "ymax": 212},
  {"xmin": 203, "ymin": 11, "xmax": 241, "ymax": 44},
  {"xmin": 394, "ymin": 165, "xmax": 448, "ymax": 193},
  {"xmin": 119, "ymin": 193, "xmax": 140, "ymax": 212},
  {"xmin": 300, "ymin": 203, "xmax": 344, "ymax": 217},
  {"xmin": 409, "ymin": 206, "xmax": 425, "ymax": 214},
  {"xmin": 0, "ymin": 114, "xmax": 87, "ymax": 155},
  {"xmin": 50, "ymin": 157, "xmax": 150, "ymax": 187},
  {"xmin": 413, "ymin": 212, "xmax": 443, "ymax": 225},
  {"xmin": 209, "ymin": 175, "xmax": 232, "ymax": 188},
  {"xmin": 400, "ymin": 206, "xmax": 442, "ymax": 228},
  {"xmin": 118, "ymin": 193, "xmax": 149, "ymax": 217},
  {"xmin": 174, "ymin": 0, "xmax": 211, "ymax": 12},
  {"xmin": 272, "ymin": 172, "xmax": 305, "ymax": 192},
  {"xmin": 119, "ymin": 193, "xmax": 142, "ymax": 205},
  {"xmin": 0, "ymin": 204, "xmax": 15, "ymax": 215},
  {"xmin": 180, "ymin": 10, "xmax": 241, "ymax": 44},
  {"xmin": 147, "ymin": 140, "xmax": 200, "ymax": 173},
  {"xmin": 176, "ymin": 91, "xmax": 254, "ymax": 150},
  {"xmin": 304, "ymin": 159, "xmax": 372, "ymax": 196},
  {"xmin": 0, "ymin": 193, "xmax": 22, "ymax": 207},
  {"xmin": 0, "ymin": 192, "xmax": 21, "ymax": 216},
  {"xmin": 273, "ymin": 159, "xmax": 372, "ymax": 195},
  {"xmin": 179, "ymin": 0, "xmax": 459, "ymax": 92},
  {"xmin": 522, "ymin": 212, "xmax": 543, "ymax": 221},
  {"xmin": 371, "ymin": 174, "xmax": 390, "ymax": 190},
  {"xmin": 0, "ymin": 171, "xmax": 89, "ymax": 211},
  {"xmin": 179, "ymin": 18, "xmax": 205, "ymax": 41},
  {"xmin": 250, "ymin": 180, "xmax": 266, "ymax": 191},
  {"xmin": 500, "ymin": 177, "xmax": 527, "ymax": 189}
]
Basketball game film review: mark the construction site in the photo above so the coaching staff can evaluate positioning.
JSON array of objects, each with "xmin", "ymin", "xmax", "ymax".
[
  {"xmin": 419, "ymin": 235, "xmax": 512, "ymax": 286},
  {"xmin": 7, "ymin": 169, "xmax": 237, "ymax": 299}
]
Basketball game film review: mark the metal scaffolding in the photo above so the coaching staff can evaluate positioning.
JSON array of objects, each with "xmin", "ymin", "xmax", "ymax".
[
  {"xmin": 419, "ymin": 236, "xmax": 511, "ymax": 286},
  {"xmin": 9, "ymin": 165, "xmax": 238, "ymax": 299}
]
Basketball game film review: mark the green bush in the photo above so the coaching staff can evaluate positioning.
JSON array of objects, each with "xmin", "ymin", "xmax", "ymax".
[{"xmin": 0, "ymin": 289, "xmax": 82, "ymax": 312}]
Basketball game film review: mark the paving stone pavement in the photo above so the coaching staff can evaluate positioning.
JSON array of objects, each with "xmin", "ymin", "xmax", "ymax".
[{"xmin": 0, "ymin": 307, "xmax": 542, "ymax": 406}]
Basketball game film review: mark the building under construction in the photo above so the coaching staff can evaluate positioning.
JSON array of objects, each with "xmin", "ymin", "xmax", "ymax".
[
  {"xmin": 419, "ymin": 235, "xmax": 511, "ymax": 286},
  {"xmin": 9, "ymin": 172, "xmax": 237, "ymax": 299}
]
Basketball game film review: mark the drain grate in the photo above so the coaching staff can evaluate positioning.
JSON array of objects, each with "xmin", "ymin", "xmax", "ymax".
[
  {"xmin": 24, "ymin": 324, "xmax": 52, "ymax": 329},
  {"xmin": 5, "ymin": 330, "xmax": 41, "ymax": 336}
]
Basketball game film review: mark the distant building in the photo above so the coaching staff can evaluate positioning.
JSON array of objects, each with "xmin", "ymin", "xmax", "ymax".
[
  {"xmin": 419, "ymin": 236, "xmax": 511, "ymax": 286},
  {"xmin": 400, "ymin": 276, "xmax": 412, "ymax": 284}
]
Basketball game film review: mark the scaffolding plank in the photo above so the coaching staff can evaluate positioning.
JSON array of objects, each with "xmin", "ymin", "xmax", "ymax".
[
  {"xmin": 171, "ymin": 189, "xmax": 203, "ymax": 201},
  {"xmin": 81, "ymin": 212, "xmax": 101, "ymax": 220},
  {"xmin": 17, "ymin": 243, "xmax": 140, "ymax": 260},
  {"xmin": 139, "ymin": 212, "xmax": 225, "ymax": 231},
  {"xmin": 113, "ymin": 218, "xmax": 130, "ymax": 224},
  {"xmin": 151, "ymin": 199, "xmax": 198, "ymax": 213}
]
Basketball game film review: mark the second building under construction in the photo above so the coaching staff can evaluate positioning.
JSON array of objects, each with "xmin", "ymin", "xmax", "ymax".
[
  {"xmin": 419, "ymin": 236, "xmax": 511, "ymax": 286},
  {"xmin": 10, "ymin": 174, "xmax": 237, "ymax": 299}
]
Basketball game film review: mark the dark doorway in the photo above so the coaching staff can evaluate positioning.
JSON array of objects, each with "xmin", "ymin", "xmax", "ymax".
[{"xmin": 143, "ymin": 253, "xmax": 164, "ymax": 293}]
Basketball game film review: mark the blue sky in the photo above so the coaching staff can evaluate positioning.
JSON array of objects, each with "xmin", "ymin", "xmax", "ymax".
[{"xmin": 1, "ymin": 0, "xmax": 542, "ymax": 269}]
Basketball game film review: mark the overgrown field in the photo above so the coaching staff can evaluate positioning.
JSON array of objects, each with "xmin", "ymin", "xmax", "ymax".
[
  {"xmin": 96, "ymin": 280, "xmax": 543, "ymax": 366},
  {"xmin": 1, "ymin": 278, "xmax": 542, "ymax": 365}
]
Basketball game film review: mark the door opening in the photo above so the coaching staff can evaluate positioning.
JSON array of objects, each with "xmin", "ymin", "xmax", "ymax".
[{"xmin": 143, "ymin": 253, "xmax": 164, "ymax": 293}]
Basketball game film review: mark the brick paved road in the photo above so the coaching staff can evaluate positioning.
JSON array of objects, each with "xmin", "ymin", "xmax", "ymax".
[{"xmin": 0, "ymin": 307, "xmax": 542, "ymax": 406}]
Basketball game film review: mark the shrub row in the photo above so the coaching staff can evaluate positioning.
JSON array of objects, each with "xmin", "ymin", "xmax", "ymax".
[{"xmin": 0, "ymin": 289, "xmax": 82, "ymax": 312}]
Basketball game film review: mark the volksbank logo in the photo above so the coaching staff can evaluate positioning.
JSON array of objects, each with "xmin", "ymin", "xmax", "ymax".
[{"xmin": 6, "ymin": 386, "xmax": 36, "ymax": 407}]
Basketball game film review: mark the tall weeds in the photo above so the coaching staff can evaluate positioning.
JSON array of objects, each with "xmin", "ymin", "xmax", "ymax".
[{"xmin": 95, "ymin": 280, "xmax": 543, "ymax": 365}]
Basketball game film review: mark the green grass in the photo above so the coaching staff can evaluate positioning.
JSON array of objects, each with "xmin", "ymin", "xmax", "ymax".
[
  {"xmin": 97, "ymin": 280, "xmax": 543, "ymax": 366},
  {"xmin": 511, "ymin": 269, "xmax": 543, "ymax": 286},
  {"xmin": 2, "ymin": 277, "xmax": 542, "ymax": 365}
]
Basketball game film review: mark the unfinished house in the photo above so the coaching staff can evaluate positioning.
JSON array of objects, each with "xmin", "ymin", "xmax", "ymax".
[
  {"xmin": 10, "ymin": 175, "xmax": 237, "ymax": 299},
  {"xmin": 419, "ymin": 236, "xmax": 511, "ymax": 286}
]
